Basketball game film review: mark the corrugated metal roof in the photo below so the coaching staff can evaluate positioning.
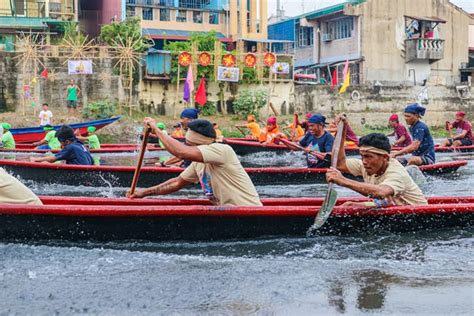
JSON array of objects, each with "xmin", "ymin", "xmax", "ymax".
[
  {"xmin": 0, "ymin": 17, "xmax": 54, "ymax": 29},
  {"xmin": 303, "ymin": 0, "xmax": 366, "ymax": 20}
]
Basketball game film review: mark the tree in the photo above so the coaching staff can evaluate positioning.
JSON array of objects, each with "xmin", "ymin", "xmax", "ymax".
[{"xmin": 99, "ymin": 16, "xmax": 150, "ymax": 53}]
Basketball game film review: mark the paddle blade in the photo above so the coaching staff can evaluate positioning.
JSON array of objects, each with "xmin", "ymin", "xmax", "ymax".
[{"xmin": 310, "ymin": 188, "xmax": 338, "ymax": 232}]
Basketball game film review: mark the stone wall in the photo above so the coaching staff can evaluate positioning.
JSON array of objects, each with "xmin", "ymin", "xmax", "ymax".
[{"xmin": 0, "ymin": 52, "xmax": 125, "ymax": 113}]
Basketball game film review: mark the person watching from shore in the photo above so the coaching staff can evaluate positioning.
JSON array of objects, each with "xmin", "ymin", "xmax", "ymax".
[
  {"xmin": 38, "ymin": 103, "xmax": 53, "ymax": 127},
  {"xmin": 440, "ymin": 111, "xmax": 472, "ymax": 147},
  {"xmin": 281, "ymin": 114, "xmax": 334, "ymax": 168},
  {"xmin": 128, "ymin": 118, "xmax": 262, "ymax": 206},
  {"xmin": 390, "ymin": 103, "xmax": 435, "ymax": 166},
  {"xmin": 387, "ymin": 114, "xmax": 412, "ymax": 147},
  {"xmin": 31, "ymin": 125, "xmax": 93, "ymax": 165},
  {"xmin": 0, "ymin": 168, "xmax": 42, "ymax": 205},
  {"xmin": 236, "ymin": 114, "xmax": 261, "ymax": 140},
  {"xmin": 75, "ymin": 126, "xmax": 101, "ymax": 150},
  {"xmin": 32, "ymin": 125, "xmax": 61, "ymax": 150},
  {"xmin": 1, "ymin": 123, "xmax": 15, "ymax": 149},
  {"xmin": 326, "ymin": 117, "xmax": 427, "ymax": 207},
  {"xmin": 259, "ymin": 116, "xmax": 285, "ymax": 144},
  {"xmin": 66, "ymin": 79, "xmax": 80, "ymax": 114}
]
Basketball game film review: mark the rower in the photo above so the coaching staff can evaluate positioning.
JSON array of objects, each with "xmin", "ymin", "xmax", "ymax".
[
  {"xmin": 236, "ymin": 114, "xmax": 261, "ymax": 140},
  {"xmin": 128, "ymin": 118, "xmax": 262, "ymax": 206},
  {"xmin": 282, "ymin": 114, "xmax": 333, "ymax": 168},
  {"xmin": 327, "ymin": 115, "xmax": 359, "ymax": 146},
  {"xmin": 300, "ymin": 112, "xmax": 313, "ymax": 133},
  {"xmin": 326, "ymin": 117, "xmax": 427, "ymax": 207},
  {"xmin": 75, "ymin": 126, "xmax": 101, "ymax": 150},
  {"xmin": 171, "ymin": 123, "xmax": 184, "ymax": 138},
  {"xmin": 390, "ymin": 103, "xmax": 435, "ymax": 166},
  {"xmin": 32, "ymin": 125, "xmax": 61, "ymax": 150},
  {"xmin": 149, "ymin": 122, "xmax": 167, "ymax": 149},
  {"xmin": 213, "ymin": 123, "xmax": 223, "ymax": 142},
  {"xmin": 282, "ymin": 115, "xmax": 305, "ymax": 141},
  {"xmin": 259, "ymin": 116, "xmax": 285, "ymax": 144},
  {"xmin": 1, "ymin": 123, "xmax": 15, "ymax": 149},
  {"xmin": 440, "ymin": 111, "xmax": 473, "ymax": 147},
  {"xmin": 387, "ymin": 114, "xmax": 412, "ymax": 147},
  {"xmin": 31, "ymin": 125, "xmax": 93, "ymax": 165},
  {"xmin": 0, "ymin": 168, "xmax": 42, "ymax": 205}
]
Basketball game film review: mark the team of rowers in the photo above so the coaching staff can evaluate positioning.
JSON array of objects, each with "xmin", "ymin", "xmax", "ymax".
[{"xmin": 0, "ymin": 103, "xmax": 472, "ymax": 210}]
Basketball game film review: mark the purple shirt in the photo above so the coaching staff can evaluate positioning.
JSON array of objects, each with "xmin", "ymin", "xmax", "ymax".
[
  {"xmin": 394, "ymin": 123, "xmax": 412, "ymax": 147},
  {"xmin": 452, "ymin": 120, "xmax": 473, "ymax": 141}
]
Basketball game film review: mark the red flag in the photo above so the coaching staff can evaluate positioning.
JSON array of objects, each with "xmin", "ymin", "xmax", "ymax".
[
  {"xmin": 195, "ymin": 78, "xmax": 207, "ymax": 106},
  {"xmin": 331, "ymin": 68, "xmax": 337, "ymax": 90},
  {"xmin": 41, "ymin": 68, "xmax": 48, "ymax": 79}
]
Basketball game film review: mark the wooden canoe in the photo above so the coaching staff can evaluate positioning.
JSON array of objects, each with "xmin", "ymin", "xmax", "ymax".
[{"xmin": 0, "ymin": 196, "xmax": 472, "ymax": 241}]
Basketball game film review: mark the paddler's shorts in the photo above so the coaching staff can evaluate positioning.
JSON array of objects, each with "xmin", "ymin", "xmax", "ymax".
[
  {"xmin": 448, "ymin": 138, "xmax": 472, "ymax": 146},
  {"xmin": 67, "ymin": 100, "xmax": 77, "ymax": 108}
]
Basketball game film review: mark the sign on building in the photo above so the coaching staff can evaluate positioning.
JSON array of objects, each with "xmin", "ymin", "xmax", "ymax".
[
  {"xmin": 68, "ymin": 60, "xmax": 93, "ymax": 75},
  {"xmin": 217, "ymin": 66, "xmax": 240, "ymax": 82},
  {"xmin": 272, "ymin": 62, "xmax": 290, "ymax": 74}
]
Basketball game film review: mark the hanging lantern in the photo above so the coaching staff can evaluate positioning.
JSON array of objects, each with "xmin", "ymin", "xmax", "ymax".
[
  {"xmin": 222, "ymin": 53, "xmax": 236, "ymax": 67},
  {"xmin": 263, "ymin": 53, "xmax": 276, "ymax": 67},
  {"xmin": 198, "ymin": 52, "xmax": 211, "ymax": 66},
  {"xmin": 178, "ymin": 52, "xmax": 192, "ymax": 66},
  {"xmin": 244, "ymin": 53, "xmax": 257, "ymax": 67}
]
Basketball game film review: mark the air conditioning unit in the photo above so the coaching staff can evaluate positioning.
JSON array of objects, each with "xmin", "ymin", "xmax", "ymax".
[{"xmin": 322, "ymin": 33, "xmax": 333, "ymax": 42}]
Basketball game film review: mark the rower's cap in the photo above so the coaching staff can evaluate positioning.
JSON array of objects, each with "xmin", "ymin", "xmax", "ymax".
[
  {"xmin": 156, "ymin": 122, "xmax": 166, "ymax": 130},
  {"xmin": 267, "ymin": 116, "xmax": 277, "ymax": 125},
  {"xmin": 308, "ymin": 114, "xmax": 328, "ymax": 125},
  {"xmin": 389, "ymin": 114, "xmax": 398, "ymax": 121},
  {"xmin": 1, "ymin": 122, "xmax": 11, "ymax": 129},
  {"xmin": 87, "ymin": 126, "xmax": 96, "ymax": 133},
  {"xmin": 187, "ymin": 119, "xmax": 216, "ymax": 138},
  {"xmin": 305, "ymin": 112, "xmax": 313, "ymax": 119},
  {"xmin": 404, "ymin": 103, "xmax": 426, "ymax": 116},
  {"xmin": 456, "ymin": 111, "xmax": 466, "ymax": 117},
  {"xmin": 180, "ymin": 108, "xmax": 200, "ymax": 119},
  {"xmin": 43, "ymin": 124, "xmax": 54, "ymax": 131}
]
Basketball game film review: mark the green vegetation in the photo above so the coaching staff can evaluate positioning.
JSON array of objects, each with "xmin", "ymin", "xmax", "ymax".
[
  {"xmin": 82, "ymin": 100, "xmax": 117, "ymax": 120},
  {"xmin": 99, "ymin": 16, "xmax": 150, "ymax": 52},
  {"xmin": 200, "ymin": 101, "xmax": 217, "ymax": 116},
  {"xmin": 233, "ymin": 89, "xmax": 268, "ymax": 119}
]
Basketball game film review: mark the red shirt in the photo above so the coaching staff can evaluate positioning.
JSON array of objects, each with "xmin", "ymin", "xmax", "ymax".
[
  {"xmin": 346, "ymin": 125, "xmax": 359, "ymax": 145},
  {"xmin": 393, "ymin": 123, "xmax": 412, "ymax": 147},
  {"xmin": 452, "ymin": 120, "xmax": 473, "ymax": 141}
]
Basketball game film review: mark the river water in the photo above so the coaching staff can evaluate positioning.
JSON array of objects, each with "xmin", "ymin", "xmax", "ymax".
[{"xmin": 0, "ymin": 150, "xmax": 473, "ymax": 314}]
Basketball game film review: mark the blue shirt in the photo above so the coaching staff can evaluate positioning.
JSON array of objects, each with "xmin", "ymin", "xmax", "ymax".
[
  {"xmin": 55, "ymin": 141, "xmax": 94, "ymax": 165},
  {"xmin": 299, "ymin": 131, "xmax": 334, "ymax": 168},
  {"xmin": 409, "ymin": 120, "xmax": 435, "ymax": 162}
]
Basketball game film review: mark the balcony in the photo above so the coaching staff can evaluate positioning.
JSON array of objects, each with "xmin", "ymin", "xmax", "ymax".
[{"xmin": 405, "ymin": 39, "xmax": 445, "ymax": 63}]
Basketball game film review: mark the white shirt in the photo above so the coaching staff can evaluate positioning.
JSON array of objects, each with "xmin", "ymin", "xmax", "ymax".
[{"xmin": 39, "ymin": 110, "xmax": 53, "ymax": 126}]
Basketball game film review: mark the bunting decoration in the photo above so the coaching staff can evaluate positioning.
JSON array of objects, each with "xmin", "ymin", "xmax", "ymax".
[
  {"xmin": 40, "ymin": 68, "xmax": 48, "ymax": 79},
  {"xmin": 244, "ymin": 53, "xmax": 257, "ymax": 67},
  {"xmin": 198, "ymin": 52, "xmax": 211, "ymax": 66},
  {"xmin": 222, "ymin": 53, "xmax": 236, "ymax": 67},
  {"xmin": 331, "ymin": 68, "xmax": 337, "ymax": 90},
  {"xmin": 178, "ymin": 52, "xmax": 192, "ymax": 66},
  {"xmin": 263, "ymin": 53, "xmax": 276, "ymax": 67}
]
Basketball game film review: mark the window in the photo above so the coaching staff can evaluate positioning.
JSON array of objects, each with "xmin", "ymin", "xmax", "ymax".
[
  {"xmin": 328, "ymin": 17, "xmax": 353, "ymax": 40},
  {"xmin": 14, "ymin": 0, "xmax": 25, "ymax": 16},
  {"xmin": 297, "ymin": 26, "xmax": 314, "ymax": 47},
  {"xmin": 126, "ymin": 6, "xmax": 136, "ymax": 18},
  {"xmin": 209, "ymin": 12, "xmax": 219, "ymax": 25},
  {"xmin": 176, "ymin": 10, "xmax": 187, "ymax": 22},
  {"xmin": 126, "ymin": 0, "xmax": 136, "ymax": 4},
  {"xmin": 193, "ymin": 11, "xmax": 203, "ymax": 23},
  {"xmin": 142, "ymin": 8, "xmax": 153, "ymax": 20},
  {"xmin": 160, "ymin": 8, "xmax": 170, "ymax": 21}
]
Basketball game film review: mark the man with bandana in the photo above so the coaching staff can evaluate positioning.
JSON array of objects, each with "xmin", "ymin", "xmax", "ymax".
[
  {"xmin": 326, "ymin": 116, "xmax": 427, "ymax": 207},
  {"xmin": 390, "ymin": 103, "xmax": 435, "ymax": 166},
  {"xmin": 440, "ymin": 111, "xmax": 473, "ymax": 147},
  {"xmin": 128, "ymin": 118, "xmax": 262, "ymax": 206}
]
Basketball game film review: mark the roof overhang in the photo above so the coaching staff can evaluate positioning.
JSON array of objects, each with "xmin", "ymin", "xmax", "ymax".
[
  {"xmin": 143, "ymin": 28, "xmax": 232, "ymax": 42},
  {"xmin": 405, "ymin": 15, "xmax": 447, "ymax": 23}
]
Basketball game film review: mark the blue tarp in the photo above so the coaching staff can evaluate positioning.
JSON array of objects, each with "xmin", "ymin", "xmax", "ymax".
[{"xmin": 146, "ymin": 49, "xmax": 171, "ymax": 76}]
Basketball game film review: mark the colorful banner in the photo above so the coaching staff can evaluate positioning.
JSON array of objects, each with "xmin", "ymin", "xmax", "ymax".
[
  {"xmin": 272, "ymin": 62, "xmax": 290, "ymax": 74},
  {"xmin": 244, "ymin": 53, "xmax": 257, "ymax": 67},
  {"xmin": 198, "ymin": 52, "xmax": 211, "ymax": 66},
  {"xmin": 178, "ymin": 52, "xmax": 192, "ymax": 66},
  {"xmin": 68, "ymin": 60, "xmax": 93, "ymax": 75},
  {"xmin": 217, "ymin": 66, "xmax": 239, "ymax": 82}
]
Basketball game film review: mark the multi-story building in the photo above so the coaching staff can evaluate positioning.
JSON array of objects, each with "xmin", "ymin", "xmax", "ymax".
[
  {"xmin": 0, "ymin": 0, "xmax": 78, "ymax": 51},
  {"xmin": 269, "ymin": 0, "xmax": 472, "ymax": 86}
]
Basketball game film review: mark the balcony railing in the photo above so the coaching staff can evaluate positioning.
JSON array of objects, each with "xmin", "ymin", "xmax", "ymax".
[{"xmin": 405, "ymin": 39, "xmax": 445, "ymax": 63}]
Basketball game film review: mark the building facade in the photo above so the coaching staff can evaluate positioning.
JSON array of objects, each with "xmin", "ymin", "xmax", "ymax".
[{"xmin": 269, "ymin": 0, "xmax": 472, "ymax": 86}]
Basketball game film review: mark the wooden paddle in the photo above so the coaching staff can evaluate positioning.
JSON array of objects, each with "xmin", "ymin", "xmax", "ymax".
[
  {"xmin": 235, "ymin": 126, "xmax": 247, "ymax": 137},
  {"xmin": 280, "ymin": 138, "xmax": 324, "ymax": 160},
  {"xmin": 129, "ymin": 126, "xmax": 151, "ymax": 196},
  {"xmin": 309, "ymin": 119, "xmax": 345, "ymax": 231}
]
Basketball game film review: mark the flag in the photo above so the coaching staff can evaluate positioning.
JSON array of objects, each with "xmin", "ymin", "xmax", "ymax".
[
  {"xmin": 331, "ymin": 68, "xmax": 337, "ymax": 90},
  {"xmin": 183, "ymin": 65, "xmax": 194, "ymax": 103},
  {"xmin": 342, "ymin": 59, "xmax": 349, "ymax": 78},
  {"xmin": 41, "ymin": 68, "xmax": 48, "ymax": 79},
  {"xmin": 195, "ymin": 78, "xmax": 207, "ymax": 106},
  {"xmin": 339, "ymin": 69, "xmax": 351, "ymax": 94}
]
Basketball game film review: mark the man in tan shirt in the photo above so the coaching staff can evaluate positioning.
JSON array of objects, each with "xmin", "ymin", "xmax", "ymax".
[
  {"xmin": 128, "ymin": 118, "xmax": 262, "ymax": 206},
  {"xmin": 0, "ymin": 168, "xmax": 42, "ymax": 205},
  {"xmin": 326, "ymin": 117, "xmax": 427, "ymax": 207}
]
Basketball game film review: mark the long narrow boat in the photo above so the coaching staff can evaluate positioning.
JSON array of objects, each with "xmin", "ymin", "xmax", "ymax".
[
  {"xmin": 0, "ymin": 144, "xmax": 166, "ymax": 154},
  {"xmin": 0, "ymin": 159, "xmax": 466, "ymax": 187},
  {"xmin": 10, "ymin": 116, "xmax": 121, "ymax": 143},
  {"xmin": 223, "ymin": 138, "xmax": 474, "ymax": 156},
  {"xmin": 0, "ymin": 196, "xmax": 472, "ymax": 241}
]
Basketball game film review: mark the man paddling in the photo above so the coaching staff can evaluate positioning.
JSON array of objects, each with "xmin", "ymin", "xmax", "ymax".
[
  {"xmin": 259, "ymin": 116, "xmax": 285, "ymax": 144},
  {"xmin": 282, "ymin": 114, "xmax": 333, "ymax": 168},
  {"xmin": 31, "ymin": 125, "xmax": 93, "ymax": 165},
  {"xmin": 390, "ymin": 103, "xmax": 435, "ymax": 166},
  {"xmin": 32, "ymin": 125, "xmax": 61, "ymax": 150},
  {"xmin": 236, "ymin": 114, "xmax": 261, "ymax": 139},
  {"xmin": 1, "ymin": 123, "xmax": 15, "ymax": 149},
  {"xmin": 440, "ymin": 111, "xmax": 473, "ymax": 147},
  {"xmin": 387, "ymin": 114, "xmax": 412, "ymax": 147},
  {"xmin": 0, "ymin": 168, "xmax": 42, "ymax": 205},
  {"xmin": 128, "ymin": 118, "xmax": 262, "ymax": 206},
  {"xmin": 326, "ymin": 118, "xmax": 427, "ymax": 206}
]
